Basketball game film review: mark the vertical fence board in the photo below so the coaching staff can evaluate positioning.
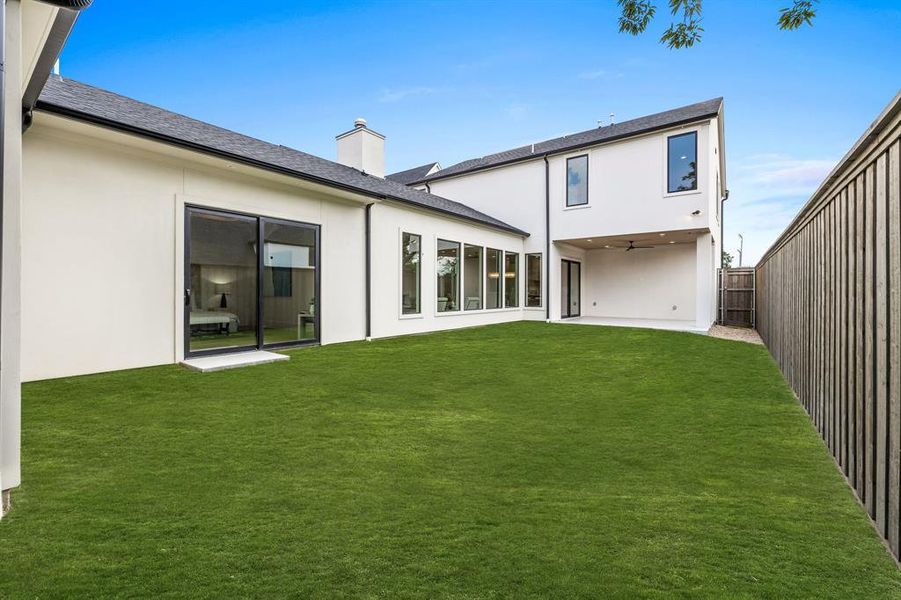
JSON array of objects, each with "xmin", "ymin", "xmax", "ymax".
[
  {"xmin": 867, "ymin": 161, "xmax": 878, "ymax": 519},
  {"xmin": 856, "ymin": 173, "xmax": 866, "ymax": 499},
  {"xmin": 876, "ymin": 152, "xmax": 889, "ymax": 535},
  {"xmin": 888, "ymin": 139, "xmax": 901, "ymax": 555},
  {"xmin": 755, "ymin": 95, "xmax": 900, "ymax": 558}
]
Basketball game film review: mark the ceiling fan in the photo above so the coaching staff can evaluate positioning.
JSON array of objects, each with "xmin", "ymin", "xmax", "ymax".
[{"xmin": 624, "ymin": 240, "xmax": 653, "ymax": 251}]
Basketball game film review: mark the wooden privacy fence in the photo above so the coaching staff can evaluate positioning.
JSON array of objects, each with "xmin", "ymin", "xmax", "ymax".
[
  {"xmin": 756, "ymin": 92, "xmax": 901, "ymax": 559},
  {"xmin": 717, "ymin": 267, "xmax": 756, "ymax": 327}
]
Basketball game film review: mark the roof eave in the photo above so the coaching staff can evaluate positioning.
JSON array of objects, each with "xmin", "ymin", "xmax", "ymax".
[{"xmin": 22, "ymin": 2, "xmax": 92, "ymax": 113}]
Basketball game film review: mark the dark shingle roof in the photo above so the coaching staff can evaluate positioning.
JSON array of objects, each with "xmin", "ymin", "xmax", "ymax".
[
  {"xmin": 35, "ymin": 77, "xmax": 527, "ymax": 236},
  {"xmin": 416, "ymin": 97, "xmax": 723, "ymax": 183},
  {"xmin": 386, "ymin": 162, "xmax": 439, "ymax": 185}
]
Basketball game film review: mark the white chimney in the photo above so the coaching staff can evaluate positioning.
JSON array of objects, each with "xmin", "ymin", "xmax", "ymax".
[{"xmin": 336, "ymin": 118, "xmax": 385, "ymax": 178}]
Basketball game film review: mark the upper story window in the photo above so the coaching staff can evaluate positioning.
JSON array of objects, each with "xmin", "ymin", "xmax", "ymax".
[
  {"xmin": 667, "ymin": 132, "xmax": 698, "ymax": 193},
  {"xmin": 566, "ymin": 155, "xmax": 589, "ymax": 207}
]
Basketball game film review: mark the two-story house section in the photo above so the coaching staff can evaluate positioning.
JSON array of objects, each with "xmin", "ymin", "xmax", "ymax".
[{"xmin": 404, "ymin": 98, "xmax": 726, "ymax": 332}]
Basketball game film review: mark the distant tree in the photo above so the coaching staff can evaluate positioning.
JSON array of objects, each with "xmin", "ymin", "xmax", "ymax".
[
  {"xmin": 617, "ymin": 0, "xmax": 818, "ymax": 49},
  {"xmin": 721, "ymin": 250, "xmax": 734, "ymax": 269}
]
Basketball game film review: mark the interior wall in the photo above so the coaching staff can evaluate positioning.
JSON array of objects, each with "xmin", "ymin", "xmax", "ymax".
[{"xmin": 581, "ymin": 243, "xmax": 697, "ymax": 321}]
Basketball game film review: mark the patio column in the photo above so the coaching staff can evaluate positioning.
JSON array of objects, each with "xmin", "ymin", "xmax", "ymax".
[{"xmin": 695, "ymin": 232, "xmax": 716, "ymax": 330}]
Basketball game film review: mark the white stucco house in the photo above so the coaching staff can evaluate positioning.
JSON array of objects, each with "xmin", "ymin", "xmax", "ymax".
[{"xmin": 0, "ymin": 1, "xmax": 727, "ymax": 513}]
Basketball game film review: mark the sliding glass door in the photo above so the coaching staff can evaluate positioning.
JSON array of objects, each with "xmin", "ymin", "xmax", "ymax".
[{"xmin": 185, "ymin": 207, "xmax": 320, "ymax": 356}]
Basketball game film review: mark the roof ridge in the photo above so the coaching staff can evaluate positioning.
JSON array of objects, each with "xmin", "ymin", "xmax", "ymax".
[{"xmin": 416, "ymin": 96, "xmax": 723, "ymax": 183}]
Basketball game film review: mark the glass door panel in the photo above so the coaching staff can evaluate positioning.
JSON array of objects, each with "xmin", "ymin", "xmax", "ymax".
[
  {"xmin": 187, "ymin": 209, "xmax": 259, "ymax": 353},
  {"xmin": 569, "ymin": 262, "xmax": 581, "ymax": 317},
  {"xmin": 561, "ymin": 259, "xmax": 581, "ymax": 318},
  {"xmin": 262, "ymin": 220, "xmax": 318, "ymax": 345}
]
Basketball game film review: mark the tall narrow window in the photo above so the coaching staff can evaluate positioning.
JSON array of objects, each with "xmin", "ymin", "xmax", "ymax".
[
  {"xmin": 401, "ymin": 233, "xmax": 421, "ymax": 315},
  {"xmin": 437, "ymin": 239, "xmax": 460, "ymax": 312},
  {"xmin": 486, "ymin": 248, "xmax": 502, "ymax": 309},
  {"xmin": 667, "ymin": 131, "xmax": 698, "ymax": 193},
  {"xmin": 526, "ymin": 253, "xmax": 542, "ymax": 307},
  {"xmin": 566, "ymin": 155, "xmax": 589, "ymax": 207},
  {"xmin": 504, "ymin": 252, "xmax": 519, "ymax": 308},
  {"xmin": 463, "ymin": 244, "xmax": 483, "ymax": 310}
]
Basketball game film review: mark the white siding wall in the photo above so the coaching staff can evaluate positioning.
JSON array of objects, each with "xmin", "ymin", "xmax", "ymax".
[
  {"xmin": 549, "ymin": 123, "xmax": 712, "ymax": 240},
  {"xmin": 426, "ymin": 160, "xmax": 546, "ymax": 255},
  {"xmin": 21, "ymin": 116, "xmax": 541, "ymax": 381},
  {"xmin": 22, "ymin": 118, "xmax": 367, "ymax": 381}
]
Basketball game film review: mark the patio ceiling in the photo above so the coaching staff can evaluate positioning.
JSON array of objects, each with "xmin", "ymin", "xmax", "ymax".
[{"xmin": 556, "ymin": 228, "xmax": 707, "ymax": 250}]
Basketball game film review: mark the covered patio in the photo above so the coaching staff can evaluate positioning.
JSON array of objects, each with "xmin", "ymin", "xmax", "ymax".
[{"xmin": 553, "ymin": 228, "xmax": 717, "ymax": 331}]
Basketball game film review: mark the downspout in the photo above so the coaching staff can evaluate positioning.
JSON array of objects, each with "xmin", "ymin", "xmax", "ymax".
[
  {"xmin": 718, "ymin": 189, "xmax": 729, "ymax": 325},
  {"xmin": 543, "ymin": 155, "xmax": 550, "ymax": 322},
  {"xmin": 720, "ymin": 189, "xmax": 729, "ymax": 267},
  {"xmin": 365, "ymin": 203, "xmax": 372, "ymax": 340}
]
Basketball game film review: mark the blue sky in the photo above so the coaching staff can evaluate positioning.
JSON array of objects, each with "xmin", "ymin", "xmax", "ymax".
[{"xmin": 58, "ymin": 1, "xmax": 900, "ymax": 263}]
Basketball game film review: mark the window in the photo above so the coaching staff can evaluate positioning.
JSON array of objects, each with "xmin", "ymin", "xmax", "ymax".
[
  {"xmin": 437, "ymin": 239, "xmax": 460, "ymax": 312},
  {"xmin": 566, "ymin": 155, "xmax": 589, "ymax": 207},
  {"xmin": 401, "ymin": 232, "xmax": 421, "ymax": 315},
  {"xmin": 463, "ymin": 244, "xmax": 483, "ymax": 310},
  {"xmin": 526, "ymin": 253, "xmax": 542, "ymax": 307},
  {"xmin": 667, "ymin": 131, "xmax": 698, "ymax": 193},
  {"xmin": 504, "ymin": 252, "xmax": 519, "ymax": 308},
  {"xmin": 486, "ymin": 248, "xmax": 502, "ymax": 309}
]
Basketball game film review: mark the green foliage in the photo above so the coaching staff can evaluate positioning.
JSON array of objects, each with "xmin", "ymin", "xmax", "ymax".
[
  {"xmin": 722, "ymin": 250, "xmax": 734, "ymax": 268},
  {"xmin": 1, "ymin": 322, "xmax": 898, "ymax": 597},
  {"xmin": 617, "ymin": 0, "xmax": 656, "ymax": 35},
  {"xmin": 778, "ymin": 0, "xmax": 819, "ymax": 30},
  {"xmin": 618, "ymin": 0, "xmax": 818, "ymax": 48}
]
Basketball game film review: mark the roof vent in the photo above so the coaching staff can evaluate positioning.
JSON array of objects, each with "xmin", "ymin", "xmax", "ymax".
[{"xmin": 354, "ymin": 118, "xmax": 367, "ymax": 129}]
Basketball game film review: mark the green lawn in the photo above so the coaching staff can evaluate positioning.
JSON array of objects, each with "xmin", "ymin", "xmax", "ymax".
[{"xmin": 2, "ymin": 322, "xmax": 899, "ymax": 598}]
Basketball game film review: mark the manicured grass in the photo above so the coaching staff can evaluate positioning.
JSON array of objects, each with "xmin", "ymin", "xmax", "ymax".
[{"xmin": 2, "ymin": 322, "xmax": 899, "ymax": 597}]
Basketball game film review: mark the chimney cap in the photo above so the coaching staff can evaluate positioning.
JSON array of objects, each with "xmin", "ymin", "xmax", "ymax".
[{"xmin": 354, "ymin": 118, "xmax": 367, "ymax": 128}]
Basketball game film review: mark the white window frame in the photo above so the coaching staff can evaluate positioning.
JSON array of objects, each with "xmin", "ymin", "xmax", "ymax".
[
  {"xmin": 435, "ymin": 238, "xmax": 461, "ymax": 314},
  {"xmin": 398, "ymin": 230, "xmax": 423, "ymax": 320},
  {"xmin": 525, "ymin": 252, "xmax": 543, "ymax": 309}
]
